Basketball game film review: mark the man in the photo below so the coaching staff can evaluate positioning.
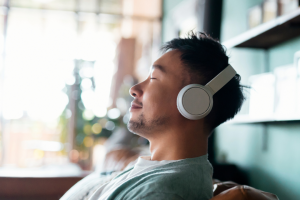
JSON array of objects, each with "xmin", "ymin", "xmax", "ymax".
[{"xmin": 61, "ymin": 32, "xmax": 245, "ymax": 200}]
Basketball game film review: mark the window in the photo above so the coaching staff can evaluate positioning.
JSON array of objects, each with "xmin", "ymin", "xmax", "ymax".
[{"xmin": 0, "ymin": 0, "xmax": 161, "ymax": 174}]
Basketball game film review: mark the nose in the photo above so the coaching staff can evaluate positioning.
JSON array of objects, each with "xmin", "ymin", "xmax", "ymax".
[{"xmin": 129, "ymin": 83, "xmax": 143, "ymax": 98}]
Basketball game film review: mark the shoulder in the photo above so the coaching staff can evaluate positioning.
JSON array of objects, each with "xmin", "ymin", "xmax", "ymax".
[
  {"xmin": 153, "ymin": 162, "xmax": 210, "ymax": 192},
  {"xmin": 124, "ymin": 161, "xmax": 213, "ymax": 200},
  {"xmin": 153, "ymin": 159, "xmax": 213, "ymax": 184}
]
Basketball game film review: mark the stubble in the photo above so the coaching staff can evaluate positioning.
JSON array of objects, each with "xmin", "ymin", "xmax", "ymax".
[{"xmin": 127, "ymin": 113, "xmax": 169, "ymax": 136}]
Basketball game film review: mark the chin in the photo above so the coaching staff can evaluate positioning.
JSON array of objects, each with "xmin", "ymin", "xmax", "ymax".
[
  {"xmin": 127, "ymin": 113, "xmax": 169, "ymax": 137},
  {"xmin": 127, "ymin": 116, "xmax": 151, "ymax": 137},
  {"xmin": 127, "ymin": 120, "xmax": 142, "ymax": 135}
]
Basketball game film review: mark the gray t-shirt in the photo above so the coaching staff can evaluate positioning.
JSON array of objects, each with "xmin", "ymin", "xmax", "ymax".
[
  {"xmin": 61, "ymin": 154, "xmax": 213, "ymax": 200},
  {"xmin": 90, "ymin": 156, "xmax": 180, "ymax": 200}
]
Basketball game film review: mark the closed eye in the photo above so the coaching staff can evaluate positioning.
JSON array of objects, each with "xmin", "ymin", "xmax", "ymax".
[{"xmin": 150, "ymin": 78, "xmax": 156, "ymax": 80}]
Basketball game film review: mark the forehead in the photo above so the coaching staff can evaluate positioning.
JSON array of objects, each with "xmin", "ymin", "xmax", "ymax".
[{"xmin": 152, "ymin": 50, "xmax": 184, "ymax": 76}]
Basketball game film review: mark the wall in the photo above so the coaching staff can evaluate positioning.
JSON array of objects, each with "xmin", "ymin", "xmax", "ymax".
[
  {"xmin": 217, "ymin": 0, "xmax": 300, "ymax": 200},
  {"xmin": 162, "ymin": 0, "xmax": 300, "ymax": 199},
  {"xmin": 162, "ymin": 0, "xmax": 185, "ymax": 42}
]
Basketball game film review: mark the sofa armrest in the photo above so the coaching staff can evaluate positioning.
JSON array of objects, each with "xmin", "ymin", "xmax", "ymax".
[
  {"xmin": 213, "ymin": 181, "xmax": 239, "ymax": 196},
  {"xmin": 211, "ymin": 185, "xmax": 279, "ymax": 200}
]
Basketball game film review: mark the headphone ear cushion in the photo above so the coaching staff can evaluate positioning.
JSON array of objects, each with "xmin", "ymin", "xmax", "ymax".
[{"xmin": 177, "ymin": 84, "xmax": 213, "ymax": 120}]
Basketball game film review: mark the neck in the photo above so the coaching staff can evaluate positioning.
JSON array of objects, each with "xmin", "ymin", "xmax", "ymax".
[{"xmin": 148, "ymin": 123, "xmax": 209, "ymax": 161}]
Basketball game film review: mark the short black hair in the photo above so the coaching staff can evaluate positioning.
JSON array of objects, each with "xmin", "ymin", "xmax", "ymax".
[{"xmin": 161, "ymin": 32, "xmax": 246, "ymax": 130}]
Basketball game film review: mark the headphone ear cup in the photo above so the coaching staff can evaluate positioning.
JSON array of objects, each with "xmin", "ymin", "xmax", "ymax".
[{"xmin": 177, "ymin": 84, "xmax": 213, "ymax": 120}]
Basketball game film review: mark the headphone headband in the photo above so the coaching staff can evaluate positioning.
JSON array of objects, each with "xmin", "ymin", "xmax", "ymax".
[{"xmin": 205, "ymin": 64, "xmax": 236, "ymax": 95}]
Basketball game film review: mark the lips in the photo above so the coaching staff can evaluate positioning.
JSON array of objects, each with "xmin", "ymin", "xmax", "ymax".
[
  {"xmin": 130, "ymin": 101, "xmax": 142, "ymax": 110},
  {"xmin": 131, "ymin": 104, "xmax": 142, "ymax": 109}
]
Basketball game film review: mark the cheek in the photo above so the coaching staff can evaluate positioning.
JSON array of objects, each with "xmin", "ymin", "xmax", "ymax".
[{"xmin": 143, "ymin": 86, "xmax": 179, "ymax": 117}]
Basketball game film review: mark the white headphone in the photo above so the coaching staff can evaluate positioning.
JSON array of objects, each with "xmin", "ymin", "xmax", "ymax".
[{"xmin": 177, "ymin": 64, "xmax": 237, "ymax": 120}]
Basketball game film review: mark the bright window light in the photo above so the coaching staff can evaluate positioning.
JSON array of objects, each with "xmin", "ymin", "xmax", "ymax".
[
  {"xmin": 83, "ymin": 109, "xmax": 95, "ymax": 121},
  {"xmin": 81, "ymin": 78, "xmax": 93, "ymax": 90},
  {"xmin": 79, "ymin": 67, "xmax": 94, "ymax": 78},
  {"xmin": 22, "ymin": 140, "xmax": 63, "ymax": 152},
  {"xmin": 107, "ymin": 108, "xmax": 121, "ymax": 119}
]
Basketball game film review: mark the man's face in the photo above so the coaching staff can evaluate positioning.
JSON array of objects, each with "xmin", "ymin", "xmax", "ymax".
[{"xmin": 128, "ymin": 50, "xmax": 187, "ymax": 137}]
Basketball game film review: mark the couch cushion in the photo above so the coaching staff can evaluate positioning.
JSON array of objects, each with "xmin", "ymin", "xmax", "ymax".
[
  {"xmin": 213, "ymin": 181, "xmax": 239, "ymax": 196},
  {"xmin": 211, "ymin": 184, "xmax": 278, "ymax": 200}
]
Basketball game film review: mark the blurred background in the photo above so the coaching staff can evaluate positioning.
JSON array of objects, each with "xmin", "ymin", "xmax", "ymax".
[
  {"xmin": 0, "ymin": 0, "xmax": 161, "ymax": 172},
  {"xmin": 0, "ymin": 0, "xmax": 300, "ymax": 199}
]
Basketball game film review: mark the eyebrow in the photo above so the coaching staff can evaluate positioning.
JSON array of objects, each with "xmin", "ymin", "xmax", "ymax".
[{"xmin": 152, "ymin": 64, "xmax": 167, "ymax": 73}]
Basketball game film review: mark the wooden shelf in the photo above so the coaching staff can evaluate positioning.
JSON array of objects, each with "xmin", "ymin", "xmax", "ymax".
[
  {"xmin": 226, "ymin": 114, "xmax": 300, "ymax": 124},
  {"xmin": 223, "ymin": 8, "xmax": 300, "ymax": 49}
]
